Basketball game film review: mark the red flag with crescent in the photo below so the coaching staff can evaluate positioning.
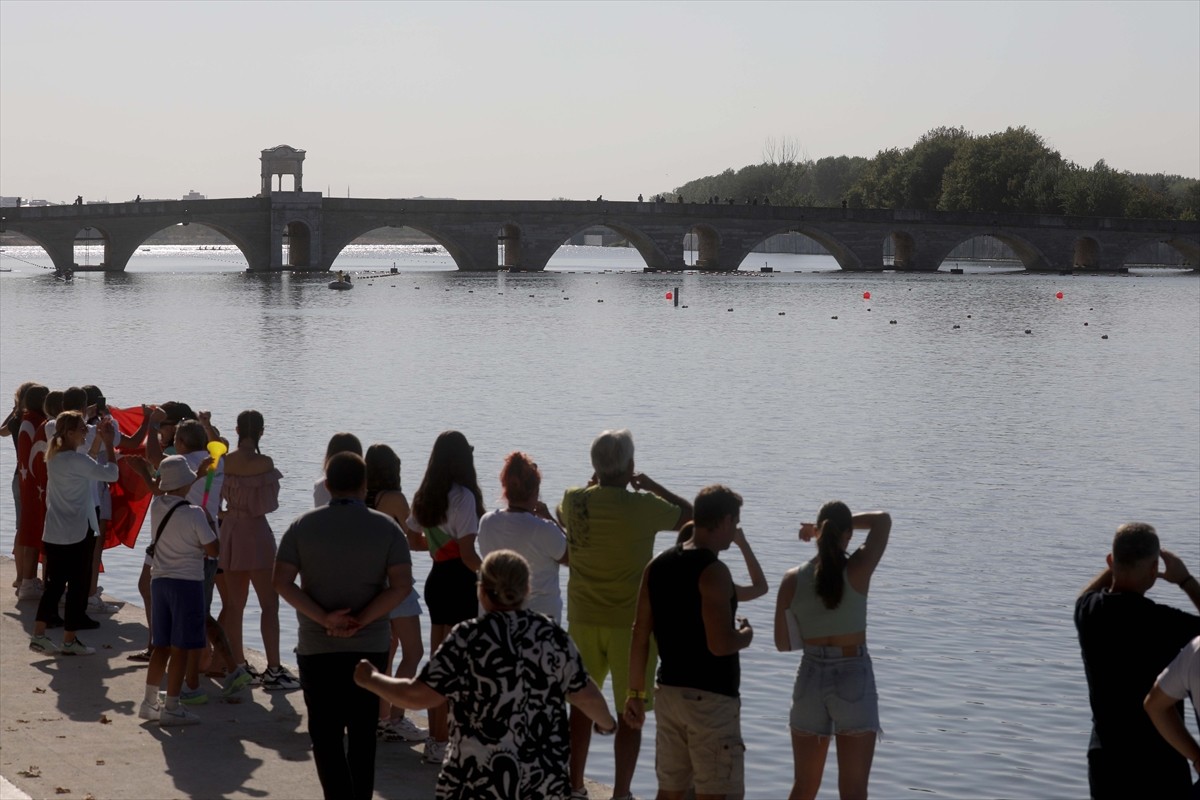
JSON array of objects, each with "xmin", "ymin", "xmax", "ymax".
[{"xmin": 105, "ymin": 406, "xmax": 151, "ymax": 549}]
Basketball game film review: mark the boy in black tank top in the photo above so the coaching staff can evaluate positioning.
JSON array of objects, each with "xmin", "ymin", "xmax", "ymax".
[{"xmin": 624, "ymin": 485, "xmax": 768, "ymax": 800}]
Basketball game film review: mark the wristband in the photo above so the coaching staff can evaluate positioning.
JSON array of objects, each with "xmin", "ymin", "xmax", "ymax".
[
  {"xmin": 626, "ymin": 689, "xmax": 647, "ymax": 701},
  {"xmin": 1182, "ymin": 575, "xmax": 1198, "ymax": 589},
  {"xmin": 593, "ymin": 720, "xmax": 617, "ymax": 736}
]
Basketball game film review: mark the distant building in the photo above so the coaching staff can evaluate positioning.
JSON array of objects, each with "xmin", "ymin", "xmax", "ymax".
[
  {"xmin": 182, "ymin": 189, "xmax": 206, "ymax": 201},
  {"xmin": 0, "ymin": 196, "xmax": 19, "ymax": 207}
]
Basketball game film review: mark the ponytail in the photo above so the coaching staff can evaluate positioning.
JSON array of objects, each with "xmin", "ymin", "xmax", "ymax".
[
  {"xmin": 813, "ymin": 500, "xmax": 852, "ymax": 610},
  {"xmin": 236, "ymin": 409, "xmax": 265, "ymax": 454},
  {"xmin": 47, "ymin": 411, "xmax": 85, "ymax": 461}
]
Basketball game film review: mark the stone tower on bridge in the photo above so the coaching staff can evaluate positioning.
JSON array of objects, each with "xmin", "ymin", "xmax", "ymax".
[{"xmin": 260, "ymin": 145, "xmax": 305, "ymax": 195}]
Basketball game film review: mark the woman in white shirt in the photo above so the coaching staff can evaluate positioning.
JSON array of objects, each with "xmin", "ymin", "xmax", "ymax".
[
  {"xmin": 477, "ymin": 451, "xmax": 568, "ymax": 623},
  {"xmin": 29, "ymin": 411, "xmax": 120, "ymax": 656}
]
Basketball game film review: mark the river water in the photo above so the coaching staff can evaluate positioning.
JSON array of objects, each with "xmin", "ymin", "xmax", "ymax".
[{"xmin": 1, "ymin": 244, "xmax": 1198, "ymax": 798}]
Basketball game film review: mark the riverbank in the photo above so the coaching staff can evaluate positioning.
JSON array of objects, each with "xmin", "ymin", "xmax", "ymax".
[{"xmin": 0, "ymin": 557, "xmax": 614, "ymax": 799}]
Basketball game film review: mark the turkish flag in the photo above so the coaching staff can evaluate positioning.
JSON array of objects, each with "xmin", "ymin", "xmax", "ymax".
[{"xmin": 105, "ymin": 406, "xmax": 151, "ymax": 549}]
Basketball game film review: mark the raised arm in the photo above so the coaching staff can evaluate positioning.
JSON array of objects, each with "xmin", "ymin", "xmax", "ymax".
[
  {"xmin": 629, "ymin": 473, "xmax": 693, "ymax": 529},
  {"xmin": 846, "ymin": 511, "xmax": 892, "ymax": 582},
  {"xmin": 117, "ymin": 405, "xmax": 153, "ymax": 449},
  {"xmin": 774, "ymin": 569, "xmax": 799, "ymax": 652},
  {"xmin": 145, "ymin": 407, "xmax": 167, "ymax": 469},
  {"xmin": 1161, "ymin": 550, "xmax": 1200, "ymax": 613},
  {"xmin": 1080, "ymin": 566, "xmax": 1114, "ymax": 597},
  {"xmin": 732, "ymin": 527, "xmax": 768, "ymax": 601}
]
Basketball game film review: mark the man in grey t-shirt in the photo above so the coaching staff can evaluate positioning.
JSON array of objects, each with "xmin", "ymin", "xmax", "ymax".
[{"xmin": 275, "ymin": 452, "xmax": 413, "ymax": 800}]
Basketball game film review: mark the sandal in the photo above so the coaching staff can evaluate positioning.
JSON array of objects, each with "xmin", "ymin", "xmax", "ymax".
[{"xmin": 126, "ymin": 647, "xmax": 153, "ymax": 663}]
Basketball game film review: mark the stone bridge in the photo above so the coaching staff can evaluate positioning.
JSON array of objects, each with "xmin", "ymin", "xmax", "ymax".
[{"xmin": 3, "ymin": 194, "xmax": 1197, "ymax": 273}]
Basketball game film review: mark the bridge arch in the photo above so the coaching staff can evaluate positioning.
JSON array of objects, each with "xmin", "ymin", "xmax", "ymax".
[
  {"xmin": 74, "ymin": 225, "xmax": 110, "ymax": 268},
  {"xmin": 732, "ymin": 225, "xmax": 860, "ymax": 271},
  {"xmin": 532, "ymin": 218, "xmax": 669, "ymax": 271},
  {"xmin": 119, "ymin": 221, "xmax": 256, "ymax": 269},
  {"xmin": 1117, "ymin": 235, "xmax": 1200, "ymax": 269},
  {"xmin": 324, "ymin": 221, "xmax": 476, "ymax": 271},
  {"xmin": 281, "ymin": 219, "xmax": 313, "ymax": 268},
  {"xmin": 929, "ymin": 230, "xmax": 1053, "ymax": 271},
  {"xmin": 497, "ymin": 222, "xmax": 522, "ymax": 269}
]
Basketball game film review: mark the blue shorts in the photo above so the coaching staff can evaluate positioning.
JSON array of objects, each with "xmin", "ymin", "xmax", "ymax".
[
  {"xmin": 388, "ymin": 587, "xmax": 422, "ymax": 620},
  {"xmin": 789, "ymin": 646, "xmax": 881, "ymax": 737},
  {"xmin": 151, "ymin": 578, "xmax": 206, "ymax": 650}
]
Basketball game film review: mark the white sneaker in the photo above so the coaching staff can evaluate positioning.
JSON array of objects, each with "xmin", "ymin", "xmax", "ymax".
[
  {"xmin": 159, "ymin": 704, "xmax": 200, "ymax": 726},
  {"xmin": 87, "ymin": 594, "xmax": 120, "ymax": 614},
  {"xmin": 29, "ymin": 634, "xmax": 59, "ymax": 655},
  {"xmin": 422, "ymin": 737, "xmax": 447, "ymax": 764},
  {"xmin": 60, "ymin": 638, "xmax": 95, "ymax": 656},
  {"xmin": 380, "ymin": 716, "xmax": 426, "ymax": 742},
  {"xmin": 17, "ymin": 579, "xmax": 44, "ymax": 601},
  {"xmin": 138, "ymin": 699, "xmax": 161, "ymax": 721}
]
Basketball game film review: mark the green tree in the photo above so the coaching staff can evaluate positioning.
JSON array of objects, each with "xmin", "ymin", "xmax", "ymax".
[
  {"xmin": 938, "ymin": 126, "xmax": 1064, "ymax": 212},
  {"xmin": 896, "ymin": 126, "xmax": 970, "ymax": 209}
]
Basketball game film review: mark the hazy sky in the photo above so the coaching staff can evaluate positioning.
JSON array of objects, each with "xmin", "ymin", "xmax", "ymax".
[{"xmin": 1, "ymin": 0, "xmax": 1197, "ymax": 204}]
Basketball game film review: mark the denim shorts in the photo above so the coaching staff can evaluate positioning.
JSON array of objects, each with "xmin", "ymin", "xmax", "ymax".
[
  {"xmin": 387, "ymin": 587, "xmax": 423, "ymax": 619},
  {"xmin": 789, "ymin": 645, "xmax": 881, "ymax": 737}
]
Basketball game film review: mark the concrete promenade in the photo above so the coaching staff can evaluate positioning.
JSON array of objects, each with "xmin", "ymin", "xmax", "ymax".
[{"xmin": 0, "ymin": 557, "xmax": 613, "ymax": 799}]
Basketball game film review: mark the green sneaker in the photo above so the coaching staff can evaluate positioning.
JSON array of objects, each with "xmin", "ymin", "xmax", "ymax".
[
  {"xmin": 222, "ymin": 665, "xmax": 254, "ymax": 697},
  {"xmin": 180, "ymin": 687, "xmax": 209, "ymax": 705}
]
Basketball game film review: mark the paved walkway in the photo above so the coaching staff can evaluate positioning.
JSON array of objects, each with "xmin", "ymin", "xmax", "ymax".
[{"xmin": 0, "ymin": 557, "xmax": 612, "ymax": 799}]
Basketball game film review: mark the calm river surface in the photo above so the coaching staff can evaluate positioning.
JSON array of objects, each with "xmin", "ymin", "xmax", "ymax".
[{"xmin": 2, "ymin": 244, "xmax": 1198, "ymax": 798}]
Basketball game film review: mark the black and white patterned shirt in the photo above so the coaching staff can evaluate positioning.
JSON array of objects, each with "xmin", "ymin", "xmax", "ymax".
[{"xmin": 420, "ymin": 609, "xmax": 590, "ymax": 800}]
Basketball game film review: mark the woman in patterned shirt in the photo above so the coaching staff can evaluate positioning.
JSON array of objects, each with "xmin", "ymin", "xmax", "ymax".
[{"xmin": 354, "ymin": 549, "xmax": 617, "ymax": 800}]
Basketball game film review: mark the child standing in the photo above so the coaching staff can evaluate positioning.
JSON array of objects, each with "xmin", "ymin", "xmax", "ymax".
[{"xmin": 138, "ymin": 455, "xmax": 219, "ymax": 726}]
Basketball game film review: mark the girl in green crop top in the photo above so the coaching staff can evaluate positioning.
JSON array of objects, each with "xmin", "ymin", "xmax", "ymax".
[{"xmin": 773, "ymin": 501, "xmax": 892, "ymax": 800}]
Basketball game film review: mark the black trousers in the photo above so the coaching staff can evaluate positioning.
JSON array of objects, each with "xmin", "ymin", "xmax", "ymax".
[
  {"xmin": 297, "ymin": 650, "xmax": 389, "ymax": 800},
  {"xmin": 35, "ymin": 530, "xmax": 96, "ymax": 631}
]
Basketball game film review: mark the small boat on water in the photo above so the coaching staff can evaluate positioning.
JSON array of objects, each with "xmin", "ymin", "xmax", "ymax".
[{"xmin": 328, "ymin": 271, "xmax": 353, "ymax": 290}]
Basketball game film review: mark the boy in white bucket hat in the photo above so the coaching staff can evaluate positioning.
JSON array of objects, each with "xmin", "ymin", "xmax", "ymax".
[{"xmin": 137, "ymin": 455, "xmax": 219, "ymax": 726}]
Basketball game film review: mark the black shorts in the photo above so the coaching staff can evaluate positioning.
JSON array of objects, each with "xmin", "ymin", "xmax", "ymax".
[{"xmin": 424, "ymin": 558, "xmax": 477, "ymax": 626}]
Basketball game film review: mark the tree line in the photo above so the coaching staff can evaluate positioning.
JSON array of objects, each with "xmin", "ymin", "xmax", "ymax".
[{"xmin": 667, "ymin": 126, "xmax": 1199, "ymax": 220}]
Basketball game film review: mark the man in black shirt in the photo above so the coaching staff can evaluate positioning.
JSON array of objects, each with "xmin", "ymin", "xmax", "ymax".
[
  {"xmin": 1075, "ymin": 522, "xmax": 1200, "ymax": 799},
  {"xmin": 624, "ymin": 485, "xmax": 768, "ymax": 800}
]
